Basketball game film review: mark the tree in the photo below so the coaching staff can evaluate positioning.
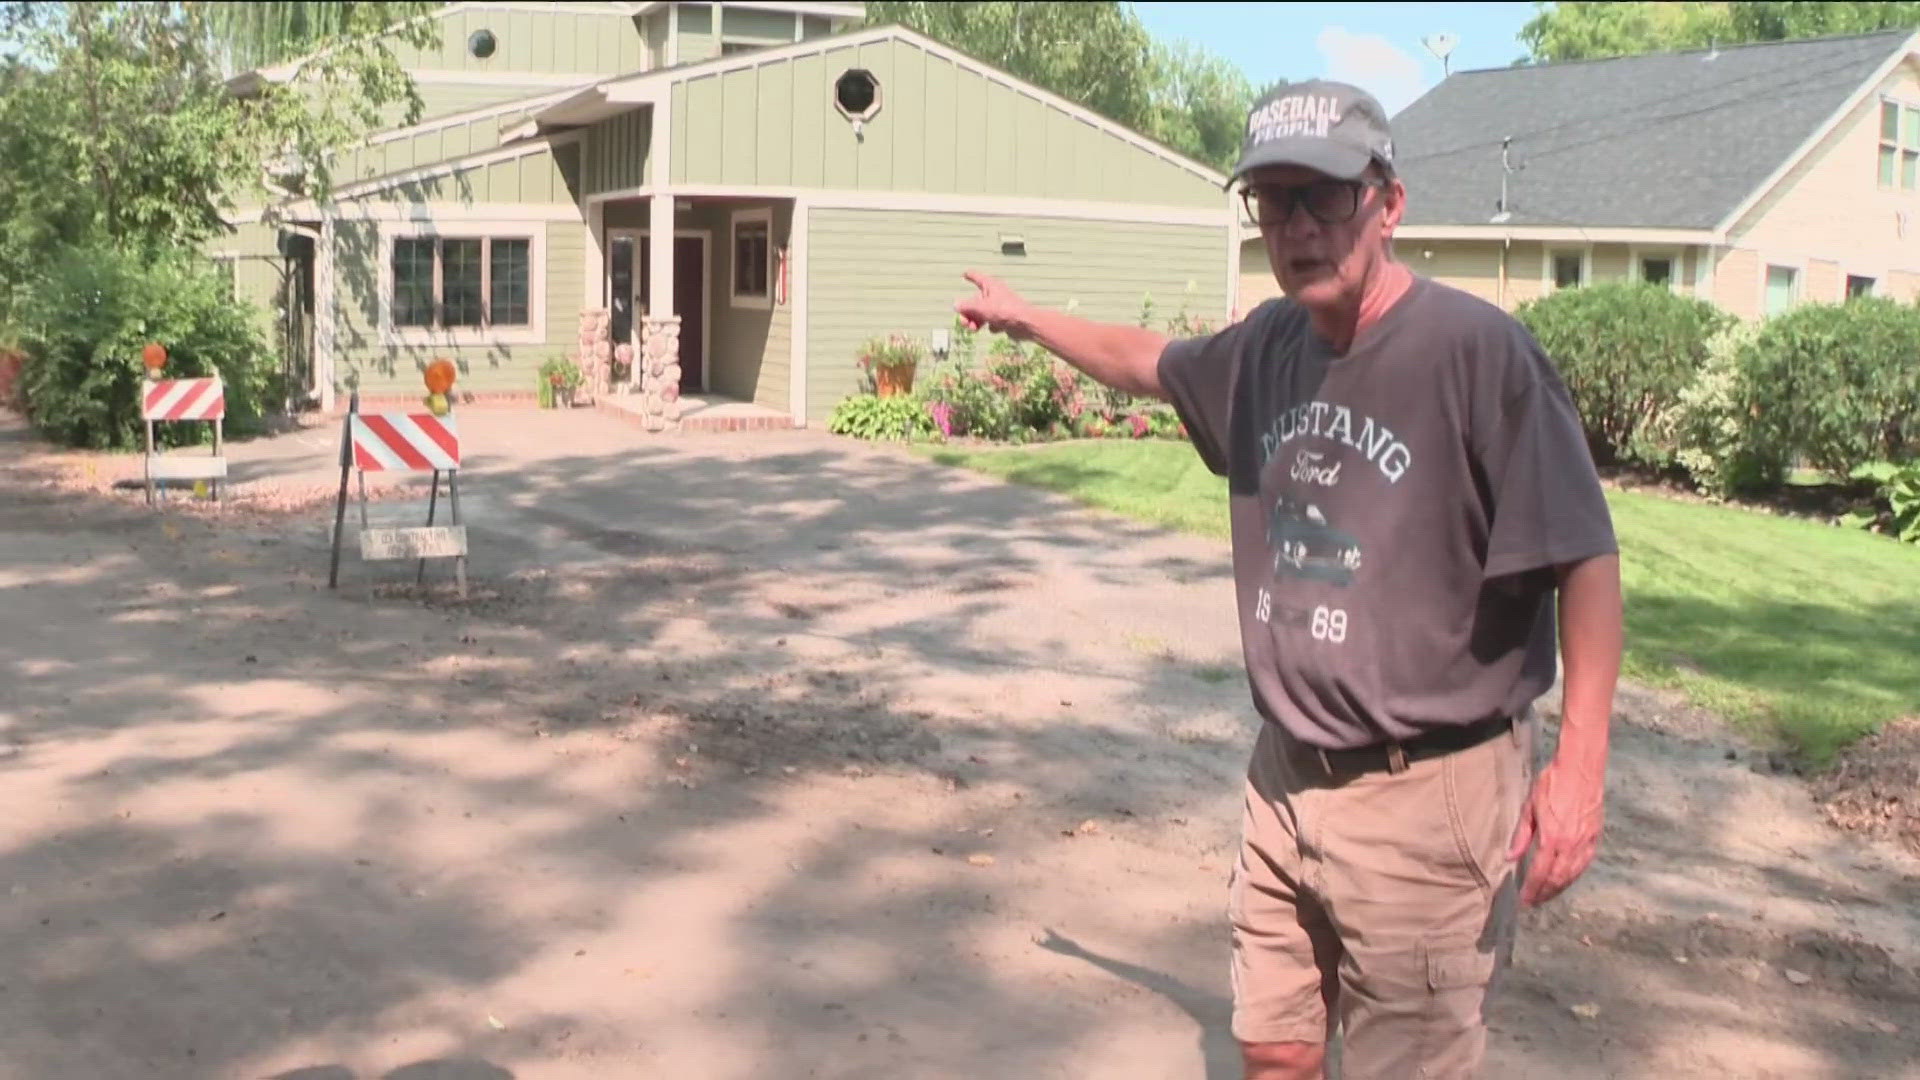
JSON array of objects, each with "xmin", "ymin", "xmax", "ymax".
[
  {"xmin": 1520, "ymin": 1, "xmax": 1920, "ymax": 63},
  {"xmin": 863, "ymin": 1, "xmax": 1253, "ymax": 171},
  {"xmin": 0, "ymin": 1, "xmax": 434, "ymax": 320}
]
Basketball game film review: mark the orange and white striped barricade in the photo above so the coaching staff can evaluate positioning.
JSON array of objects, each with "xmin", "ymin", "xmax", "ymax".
[
  {"xmin": 141, "ymin": 375, "xmax": 227, "ymax": 505},
  {"xmin": 326, "ymin": 392, "xmax": 468, "ymax": 597}
]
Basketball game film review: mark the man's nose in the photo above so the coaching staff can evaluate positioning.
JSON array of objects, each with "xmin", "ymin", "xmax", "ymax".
[{"xmin": 1278, "ymin": 200, "xmax": 1321, "ymax": 239}]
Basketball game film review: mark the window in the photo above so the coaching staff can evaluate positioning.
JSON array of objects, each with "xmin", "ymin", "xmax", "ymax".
[
  {"xmin": 730, "ymin": 209, "xmax": 772, "ymax": 308},
  {"xmin": 1550, "ymin": 250, "xmax": 1586, "ymax": 290},
  {"xmin": 1765, "ymin": 264, "xmax": 1799, "ymax": 316},
  {"xmin": 1639, "ymin": 256, "xmax": 1674, "ymax": 286},
  {"xmin": 720, "ymin": 40, "xmax": 764, "ymax": 56},
  {"xmin": 386, "ymin": 230, "xmax": 537, "ymax": 340},
  {"xmin": 834, "ymin": 68, "xmax": 881, "ymax": 121},
  {"xmin": 1847, "ymin": 274, "xmax": 1877, "ymax": 299},
  {"xmin": 1879, "ymin": 99, "xmax": 1920, "ymax": 190}
]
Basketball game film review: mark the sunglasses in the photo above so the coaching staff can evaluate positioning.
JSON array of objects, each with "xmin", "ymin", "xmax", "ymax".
[{"xmin": 1238, "ymin": 179, "xmax": 1380, "ymax": 226}]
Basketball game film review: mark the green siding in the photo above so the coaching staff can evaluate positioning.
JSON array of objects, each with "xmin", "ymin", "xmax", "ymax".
[
  {"xmin": 389, "ymin": 7, "xmax": 647, "ymax": 76},
  {"xmin": 583, "ymin": 110, "xmax": 652, "ymax": 194},
  {"xmin": 210, "ymin": 221, "xmax": 291, "ymax": 341},
  {"xmin": 414, "ymin": 82, "xmax": 559, "ymax": 122},
  {"xmin": 676, "ymin": 4, "xmax": 717, "ymax": 64},
  {"xmin": 697, "ymin": 201, "xmax": 790, "ymax": 409},
  {"xmin": 336, "ymin": 96, "xmax": 562, "ymax": 188},
  {"xmin": 719, "ymin": 7, "xmax": 796, "ymax": 44},
  {"xmin": 330, "ymin": 219, "xmax": 585, "ymax": 400},
  {"xmin": 669, "ymin": 37, "xmax": 1220, "ymax": 207},
  {"xmin": 805, "ymin": 208, "xmax": 1226, "ymax": 421},
  {"xmin": 356, "ymin": 143, "xmax": 583, "ymax": 206}
]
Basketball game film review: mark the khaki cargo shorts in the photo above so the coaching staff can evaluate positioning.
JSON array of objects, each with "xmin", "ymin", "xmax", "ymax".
[{"xmin": 1227, "ymin": 714, "xmax": 1536, "ymax": 1078}]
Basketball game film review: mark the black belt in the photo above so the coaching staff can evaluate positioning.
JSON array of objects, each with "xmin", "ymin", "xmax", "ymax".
[{"xmin": 1304, "ymin": 714, "xmax": 1515, "ymax": 776}]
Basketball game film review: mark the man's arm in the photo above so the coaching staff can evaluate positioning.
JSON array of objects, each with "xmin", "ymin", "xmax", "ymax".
[
  {"xmin": 955, "ymin": 271, "xmax": 1170, "ymax": 398},
  {"xmin": 1508, "ymin": 552, "xmax": 1622, "ymax": 906}
]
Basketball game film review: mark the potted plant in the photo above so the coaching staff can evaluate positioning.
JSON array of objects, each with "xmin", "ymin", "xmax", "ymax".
[
  {"xmin": 540, "ymin": 355, "xmax": 585, "ymax": 406},
  {"xmin": 857, "ymin": 333, "xmax": 924, "ymax": 397}
]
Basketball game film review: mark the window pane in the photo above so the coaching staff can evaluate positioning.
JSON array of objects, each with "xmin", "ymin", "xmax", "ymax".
[
  {"xmin": 1905, "ymin": 106, "xmax": 1919, "ymax": 146},
  {"xmin": 441, "ymin": 238, "xmax": 484, "ymax": 327},
  {"xmin": 608, "ymin": 235, "xmax": 634, "ymax": 344},
  {"xmin": 1882, "ymin": 101, "xmax": 1900, "ymax": 141},
  {"xmin": 1903, "ymin": 150, "xmax": 1917, "ymax": 190},
  {"xmin": 489, "ymin": 238, "xmax": 530, "ymax": 326},
  {"xmin": 392, "ymin": 238, "xmax": 436, "ymax": 327},
  {"xmin": 1642, "ymin": 258, "xmax": 1672, "ymax": 286},
  {"xmin": 1552, "ymin": 253, "xmax": 1582, "ymax": 289},
  {"xmin": 734, "ymin": 221, "xmax": 769, "ymax": 296},
  {"xmin": 1847, "ymin": 275, "xmax": 1876, "ymax": 299},
  {"xmin": 1882, "ymin": 144, "xmax": 1898, "ymax": 186},
  {"xmin": 1765, "ymin": 265, "xmax": 1797, "ymax": 317}
]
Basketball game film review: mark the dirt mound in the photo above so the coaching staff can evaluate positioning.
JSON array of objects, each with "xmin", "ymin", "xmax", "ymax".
[{"xmin": 1814, "ymin": 717, "xmax": 1920, "ymax": 856}]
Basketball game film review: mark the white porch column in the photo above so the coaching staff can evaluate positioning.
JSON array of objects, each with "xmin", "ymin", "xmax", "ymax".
[
  {"xmin": 315, "ymin": 218, "xmax": 337, "ymax": 412},
  {"xmin": 637, "ymin": 193, "xmax": 682, "ymax": 431}
]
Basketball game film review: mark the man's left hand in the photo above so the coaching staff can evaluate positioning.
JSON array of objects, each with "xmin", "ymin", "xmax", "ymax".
[{"xmin": 1507, "ymin": 754, "xmax": 1606, "ymax": 906}]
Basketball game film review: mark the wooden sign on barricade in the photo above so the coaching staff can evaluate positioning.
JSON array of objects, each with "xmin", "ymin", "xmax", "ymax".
[
  {"xmin": 140, "ymin": 342, "xmax": 226, "ymax": 505},
  {"xmin": 325, "ymin": 389, "xmax": 469, "ymax": 597}
]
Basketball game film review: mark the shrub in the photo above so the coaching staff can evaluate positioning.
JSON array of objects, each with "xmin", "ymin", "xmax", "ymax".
[
  {"xmin": 1842, "ymin": 459, "xmax": 1920, "ymax": 543},
  {"xmin": 1515, "ymin": 281, "xmax": 1734, "ymax": 469},
  {"xmin": 1738, "ymin": 298, "xmax": 1920, "ymax": 480},
  {"xmin": 15, "ymin": 243, "xmax": 277, "ymax": 450},
  {"xmin": 827, "ymin": 392, "xmax": 938, "ymax": 441},
  {"xmin": 1662, "ymin": 321, "xmax": 1787, "ymax": 498}
]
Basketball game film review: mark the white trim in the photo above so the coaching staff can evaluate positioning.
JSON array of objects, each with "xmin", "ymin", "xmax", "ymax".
[
  {"xmin": 1695, "ymin": 243, "xmax": 1718, "ymax": 299},
  {"xmin": 793, "ymin": 11, "xmax": 804, "ymax": 43},
  {"xmin": 321, "ymin": 133, "xmax": 581, "ymax": 202},
  {"xmin": 790, "ymin": 198, "xmax": 809, "ymax": 426},
  {"xmin": 1398, "ymin": 224, "xmax": 1716, "ymax": 245},
  {"xmin": 544, "ymin": 25, "xmax": 1225, "ymax": 189},
  {"xmin": 631, "ymin": 0, "xmax": 862, "ymax": 17},
  {"xmin": 376, "ymin": 219, "xmax": 549, "ymax": 348},
  {"xmin": 452, "ymin": 2, "xmax": 643, "ymax": 14},
  {"xmin": 586, "ymin": 184, "xmax": 1228, "ymax": 226},
  {"xmin": 1541, "ymin": 246, "xmax": 1592, "ymax": 291},
  {"xmin": 1760, "ymin": 256, "xmax": 1807, "ymax": 318},
  {"xmin": 1717, "ymin": 38, "xmax": 1920, "ymax": 234},
  {"xmin": 316, "ymin": 202, "xmax": 584, "ymax": 222},
  {"xmin": 666, "ymin": 2, "xmax": 679, "ymax": 67},
  {"xmin": 316, "ymin": 219, "xmax": 337, "ymax": 411},
  {"xmin": 585, "ymin": 200, "xmax": 605, "ymax": 313},
  {"xmin": 1627, "ymin": 245, "xmax": 1682, "ymax": 291},
  {"xmin": 729, "ymin": 207, "xmax": 775, "ymax": 309},
  {"xmin": 408, "ymin": 70, "xmax": 611, "ymax": 88}
]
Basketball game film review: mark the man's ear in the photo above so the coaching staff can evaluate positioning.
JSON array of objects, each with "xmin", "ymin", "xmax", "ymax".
[{"xmin": 1379, "ymin": 176, "xmax": 1407, "ymax": 233}]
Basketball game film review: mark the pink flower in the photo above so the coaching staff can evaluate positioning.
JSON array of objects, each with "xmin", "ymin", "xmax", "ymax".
[
  {"xmin": 1129, "ymin": 414, "xmax": 1149, "ymax": 438},
  {"xmin": 928, "ymin": 400, "xmax": 954, "ymax": 438}
]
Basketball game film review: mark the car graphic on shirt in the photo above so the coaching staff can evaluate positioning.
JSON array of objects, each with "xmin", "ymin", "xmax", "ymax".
[{"xmin": 1269, "ymin": 496, "xmax": 1363, "ymax": 587}]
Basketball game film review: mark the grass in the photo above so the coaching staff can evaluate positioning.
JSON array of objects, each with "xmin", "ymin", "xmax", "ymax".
[{"xmin": 922, "ymin": 440, "xmax": 1920, "ymax": 766}]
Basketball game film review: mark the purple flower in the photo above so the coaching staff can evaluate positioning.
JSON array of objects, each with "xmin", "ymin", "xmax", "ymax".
[{"xmin": 928, "ymin": 400, "xmax": 954, "ymax": 438}]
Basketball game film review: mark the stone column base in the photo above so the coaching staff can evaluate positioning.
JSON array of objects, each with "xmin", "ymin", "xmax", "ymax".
[{"xmin": 638, "ymin": 315, "xmax": 683, "ymax": 432}]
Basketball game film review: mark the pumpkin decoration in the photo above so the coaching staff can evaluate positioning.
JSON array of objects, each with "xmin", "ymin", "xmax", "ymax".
[
  {"xmin": 423, "ymin": 358, "xmax": 457, "ymax": 395},
  {"xmin": 141, "ymin": 342, "xmax": 167, "ymax": 373}
]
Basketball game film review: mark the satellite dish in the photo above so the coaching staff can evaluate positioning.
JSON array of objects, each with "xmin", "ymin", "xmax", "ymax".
[{"xmin": 1423, "ymin": 32, "xmax": 1459, "ymax": 74}]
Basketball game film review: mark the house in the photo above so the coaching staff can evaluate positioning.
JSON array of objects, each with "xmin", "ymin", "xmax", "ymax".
[
  {"xmin": 217, "ymin": 1, "xmax": 1238, "ymax": 426},
  {"xmin": 1236, "ymin": 30, "xmax": 1920, "ymax": 321}
]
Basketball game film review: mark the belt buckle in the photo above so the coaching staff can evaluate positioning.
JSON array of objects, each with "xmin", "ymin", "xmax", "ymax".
[{"xmin": 1386, "ymin": 742, "xmax": 1409, "ymax": 774}]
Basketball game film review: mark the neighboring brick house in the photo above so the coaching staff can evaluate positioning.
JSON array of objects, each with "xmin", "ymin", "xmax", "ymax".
[{"xmin": 1237, "ymin": 30, "xmax": 1920, "ymax": 321}]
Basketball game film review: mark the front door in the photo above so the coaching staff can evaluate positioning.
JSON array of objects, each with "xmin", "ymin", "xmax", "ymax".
[{"xmin": 611, "ymin": 230, "xmax": 707, "ymax": 392}]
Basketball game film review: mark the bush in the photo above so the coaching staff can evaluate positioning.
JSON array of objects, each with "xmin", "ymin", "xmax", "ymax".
[
  {"xmin": 1737, "ymin": 298, "xmax": 1920, "ymax": 480},
  {"xmin": 1662, "ymin": 321, "xmax": 1787, "ymax": 498},
  {"xmin": 827, "ymin": 392, "xmax": 938, "ymax": 441},
  {"xmin": 1842, "ymin": 459, "xmax": 1920, "ymax": 543},
  {"xmin": 1515, "ymin": 281, "xmax": 1734, "ymax": 469},
  {"xmin": 15, "ymin": 243, "xmax": 277, "ymax": 450}
]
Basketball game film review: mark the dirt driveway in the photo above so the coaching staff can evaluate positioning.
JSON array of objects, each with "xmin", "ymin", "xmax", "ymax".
[{"xmin": 2, "ymin": 409, "xmax": 1915, "ymax": 1080}]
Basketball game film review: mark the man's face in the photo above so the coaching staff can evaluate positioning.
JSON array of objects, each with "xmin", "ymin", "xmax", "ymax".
[{"xmin": 1242, "ymin": 164, "xmax": 1405, "ymax": 311}]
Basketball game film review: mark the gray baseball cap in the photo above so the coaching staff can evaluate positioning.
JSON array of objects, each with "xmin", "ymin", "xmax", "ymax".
[{"xmin": 1228, "ymin": 80, "xmax": 1395, "ymax": 186}]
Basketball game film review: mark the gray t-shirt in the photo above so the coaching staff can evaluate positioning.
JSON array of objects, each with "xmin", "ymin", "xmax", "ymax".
[{"xmin": 1157, "ymin": 275, "xmax": 1617, "ymax": 751}]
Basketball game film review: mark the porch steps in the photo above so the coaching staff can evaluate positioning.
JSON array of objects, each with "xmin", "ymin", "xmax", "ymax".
[{"xmin": 594, "ymin": 392, "xmax": 796, "ymax": 433}]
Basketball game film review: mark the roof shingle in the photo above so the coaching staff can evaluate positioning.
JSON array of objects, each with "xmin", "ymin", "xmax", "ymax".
[{"xmin": 1390, "ymin": 30, "xmax": 1914, "ymax": 229}]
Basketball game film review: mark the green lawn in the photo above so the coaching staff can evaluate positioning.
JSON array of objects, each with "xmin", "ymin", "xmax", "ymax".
[{"xmin": 922, "ymin": 440, "xmax": 1920, "ymax": 766}]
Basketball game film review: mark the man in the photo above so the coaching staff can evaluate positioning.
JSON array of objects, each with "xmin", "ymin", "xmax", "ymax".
[{"xmin": 954, "ymin": 80, "xmax": 1622, "ymax": 1079}]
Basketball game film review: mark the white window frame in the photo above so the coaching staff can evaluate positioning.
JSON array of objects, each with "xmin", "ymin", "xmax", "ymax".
[
  {"xmin": 1845, "ymin": 271, "xmax": 1881, "ymax": 300},
  {"xmin": 1628, "ymin": 245, "xmax": 1681, "ymax": 291},
  {"xmin": 1542, "ymin": 246, "xmax": 1591, "ymax": 291},
  {"xmin": 1761, "ymin": 259, "xmax": 1804, "ymax": 318},
  {"xmin": 377, "ymin": 220, "xmax": 546, "ymax": 347},
  {"xmin": 729, "ymin": 207, "xmax": 775, "ymax": 310},
  {"xmin": 1878, "ymin": 96, "xmax": 1920, "ymax": 191}
]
